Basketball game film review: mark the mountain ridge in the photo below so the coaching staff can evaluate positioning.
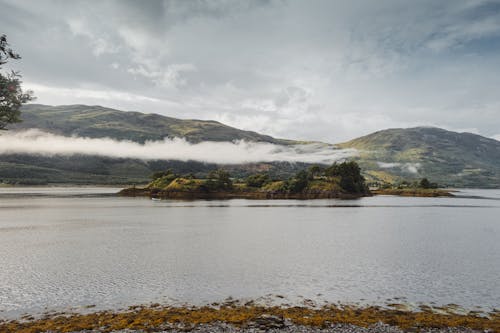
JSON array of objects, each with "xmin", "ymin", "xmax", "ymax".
[
  {"xmin": 12, "ymin": 104, "xmax": 298, "ymax": 145},
  {"xmin": 1, "ymin": 104, "xmax": 500, "ymax": 187}
]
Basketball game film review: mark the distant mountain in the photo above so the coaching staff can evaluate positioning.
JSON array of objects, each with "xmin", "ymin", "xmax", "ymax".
[
  {"xmin": 12, "ymin": 104, "xmax": 296, "ymax": 144},
  {"xmin": 2, "ymin": 105, "xmax": 500, "ymax": 188},
  {"xmin": 339, "ymin": 127, "xmax": 500, "ymax": 188}
]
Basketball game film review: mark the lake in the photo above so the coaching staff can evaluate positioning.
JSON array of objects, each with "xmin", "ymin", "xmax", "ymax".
[{"xmin": 0, "ymin": 187, "xmax": 499, "ymax": 318}]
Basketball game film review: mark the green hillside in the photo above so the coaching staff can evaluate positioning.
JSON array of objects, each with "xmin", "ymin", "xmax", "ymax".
[
  {"xmin": 339, "ymin": 127, "xmax": 500, "ymax": 188},
  {"xmin": 12, "ymin": 104, "xmax": 296, "ymax": 144},
  {"xmin": 2, "ymin": 105, "xmax": 500, "ymax": 188}
]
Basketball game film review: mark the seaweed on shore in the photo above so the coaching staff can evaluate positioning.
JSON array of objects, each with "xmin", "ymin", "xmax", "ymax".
[{"xmin": 1, "ymin": 303, "xmax": 498, "ymax": 333}]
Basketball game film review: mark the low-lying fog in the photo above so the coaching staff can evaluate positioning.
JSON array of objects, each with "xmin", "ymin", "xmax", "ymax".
[{"xmin": 0, "ymin": 129, "xmax": 357, "ymax": 164}]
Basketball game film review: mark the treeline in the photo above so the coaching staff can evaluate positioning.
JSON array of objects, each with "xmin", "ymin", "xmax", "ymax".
[
  {"xmin": 377, "ymin": 177, "xmax": 440, "ymax": 190},
  {"xmin": 150, "ymin": 161, "xmax": 369, "ymax": 194},
  {"xmin": 242, "ymin": 161, "xmax": 367, "ymax": 194},
  {"xmin": 0, "ymin": 153, "xmax": 314, "ymax": 185}
]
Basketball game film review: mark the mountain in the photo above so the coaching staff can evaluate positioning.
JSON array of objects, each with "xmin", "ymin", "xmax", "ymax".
[
  {"xmin": 0, "ymin": 104, "xmax": 306, "ymax": 185},
  {"xmin": 12, "ymin": 104, "xmax": 296, "ymax": 144},
  {"xmin": 1, "ymin": 105, "xmax": 500, "ymax": 187},
  {"xmin": 339, "ymin": 127, "xmax": 500, "ymax": 188}
]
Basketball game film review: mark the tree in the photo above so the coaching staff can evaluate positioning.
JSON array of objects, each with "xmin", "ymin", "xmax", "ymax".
[
  {"xmin": 419, "ymin": 178, "xmax": 438, "ymax": 189},
  {"xmin": 205, "ymin": 169, "xmax": 233, "ymax": 191},
  {"xmin": 307, "ymin": 165, "xmax": 323, "ymax": 179},
  {"xmin": 325, "ymin": 161, "xmax": 367, "ymax": 193},
  {"xmin": 288, "ymin": 170, "xmax": 309, "ymax": 193},
  {"xmin": 0, "ymin": 34, "xmax": 34, "ymax": 129},
  {"xmin": 245, "ymin": 173, "xmax": 270, "ymax": 188},
  {"xmin": 419, "ymin": 178, "xmax": 430, "ymax": 189}
]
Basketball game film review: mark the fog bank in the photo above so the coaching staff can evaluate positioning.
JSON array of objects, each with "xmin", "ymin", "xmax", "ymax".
[{"xmin": 0, "ymin": 130, "xmax": 357, "ymax": 164}]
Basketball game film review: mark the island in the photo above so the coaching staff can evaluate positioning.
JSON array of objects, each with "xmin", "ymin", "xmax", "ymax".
[
  {"xmin": 370, "ymin": 178, "xmax": 454, "ymax": 197},
  {"xmin": 119, "ymin": 161, "xmax": 371, "ymax": 200},
  {"xmin": 120, "ymin": 162, "xmax": 457, "ymax": 200}
]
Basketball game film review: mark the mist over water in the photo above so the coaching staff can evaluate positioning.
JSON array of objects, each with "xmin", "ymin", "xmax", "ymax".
[{"xmin": 0, "ymin": 130, "xmax": 357, "ymax": 164}]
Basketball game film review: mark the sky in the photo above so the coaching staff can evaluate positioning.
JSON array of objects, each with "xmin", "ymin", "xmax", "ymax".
[{"xmin": 1, "ymin": 0, "xmax": 500, "ymax": 143}]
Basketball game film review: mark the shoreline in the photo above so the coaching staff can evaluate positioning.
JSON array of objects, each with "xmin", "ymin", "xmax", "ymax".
[
  {"xmin": 118, "ymin": 187, "xmax": 456, "ymax": 200},
  {"xmin": 118, "ymin": 187, "xmax": 369, "ymax": 200},
  {"xmin": 2, "ymin": 302, "xmax": 498, "ymax": 333},
  {"xmin": 370, "ymin": 188, "xmax": 454, "ymax": 197}
]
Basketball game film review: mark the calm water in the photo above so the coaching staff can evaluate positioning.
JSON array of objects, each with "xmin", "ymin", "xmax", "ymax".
[{"xmin": 0, "ymin": 187, "xmax": 499, "ymax": 317}]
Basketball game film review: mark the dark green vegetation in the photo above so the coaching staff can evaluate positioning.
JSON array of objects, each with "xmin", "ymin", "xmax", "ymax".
[
  {"xmin": 339, "ymin": 126, "xmax": 500, "ymax": 188},
  {"xmin": 0, "ymin": 151, "xmax": 311, "ymax": 185},
  {"xmin": 0, "ymin": 154, "xmax": 159, "ymax": 185},
  {"xmin": 120, "ymin": 161, "xmax": 370, "ymax": 199},
  {"xmin": 0, "ymin": 34, "xmax": 34, "ymax": 129}
]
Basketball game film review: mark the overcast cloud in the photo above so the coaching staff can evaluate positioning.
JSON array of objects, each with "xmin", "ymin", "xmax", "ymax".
[{"xmin": 1, "ymin": 0, "xmax": 500, "ymax": 142}]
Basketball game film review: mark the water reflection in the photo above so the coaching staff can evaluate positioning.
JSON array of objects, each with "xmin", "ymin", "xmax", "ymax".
[{"xmin": 0, "ymin": 187, "xmax": 499, "ymax": 318}]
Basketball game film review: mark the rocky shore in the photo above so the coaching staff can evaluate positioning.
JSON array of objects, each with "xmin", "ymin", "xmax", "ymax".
[
  {"xmin": 2, "ymin": 303, "xmax": 498, "ymax": 333},
  {"xmin": 63, "ymin": 322, "xmax": 487, "ymax": 333}
]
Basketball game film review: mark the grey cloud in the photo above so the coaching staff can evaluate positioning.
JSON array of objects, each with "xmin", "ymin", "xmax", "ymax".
[{"xmin": 1, "ymin": 0, "xmax": 499, "ymax": 142}]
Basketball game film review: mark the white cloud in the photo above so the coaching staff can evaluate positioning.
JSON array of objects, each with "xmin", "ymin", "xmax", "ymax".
[
  {"xmin": 127, "ymin": 63, "xmax": 197, "ymax": 89},
  {"xmin": 240, "ymin": 99, "xmax": 277, "ymax": 113},
  {"xmin": 377, "ymin": 162, "xmax": 421, "ymax": 174},
  {"xmin": 67, "ymin": 18, "xmax": 119, "ymax": 56},
  {"xmin": 27, "ymin": 83, "xmax": 163, "ymax": 104},
  {"xmin": 0, "ymin": 130, "xmax": 357, "ymax": 165},
  {"xmin": 158, "ymin": 63, "xmax": 197, "ymax": 88}
]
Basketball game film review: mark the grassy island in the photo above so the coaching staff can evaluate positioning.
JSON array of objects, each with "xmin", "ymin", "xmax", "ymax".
[
  {"xmin": 370, "ymin": 178, "xmax": 454, "ymax": 197},
  {"xmin": 119, "ymin": 161, "xmax": 371, "ymax": 200}
]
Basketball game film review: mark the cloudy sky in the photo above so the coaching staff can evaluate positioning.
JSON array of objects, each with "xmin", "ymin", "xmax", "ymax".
[{"xmin": 1, "ymin": 0, "xmax": 500, "ymax": 143}]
